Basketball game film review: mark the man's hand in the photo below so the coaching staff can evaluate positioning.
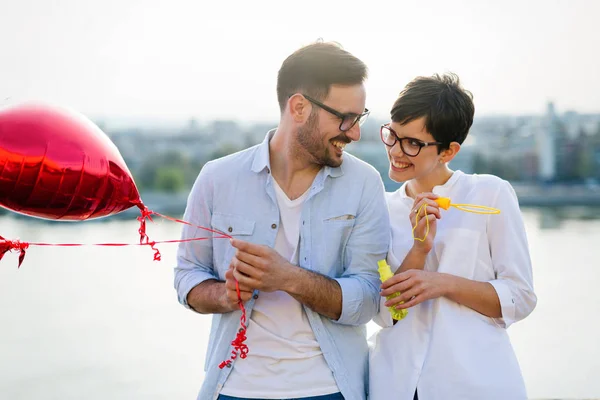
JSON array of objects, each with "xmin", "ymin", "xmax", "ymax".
[
  {"xmin": 229, "ymin": 238, "xmax": 342, "ymax": 320},
  {"xmin": 230, "ymin": 238, "xmax": 294, "ymax": 293},
  {"xmin": 223, "ymin": 267, "xmax": 254, "ymax": 310},
  {"xmin": 381, "ymin": 269, "xmax": 448, "ymax": 309}
]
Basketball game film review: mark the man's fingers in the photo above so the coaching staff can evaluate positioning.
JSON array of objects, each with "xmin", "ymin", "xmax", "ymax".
[
  {"xmin": 232, "ymin": 257, "xmax": 262, "ymax": 279},
  {"xmin": 234, "ymin": 249, "xmax": 265, "ymax": 270},
  {"xmin": 225, "ymin": 275, "xmax": 252, "ymax": 292},
  {"xmin": 230, "ymin": 238, "xmax": 267, "ymax": 257},
  {"xmin": 232, "ymin": 267, "xmax": 260, "ymax": 289},
  {"xmin": 238, "ymin": 291, "xmax": 253, "ymax": 302}
]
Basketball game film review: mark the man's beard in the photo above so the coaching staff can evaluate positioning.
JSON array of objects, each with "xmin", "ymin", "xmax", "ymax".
[{"xmin": 296, "ymin": 112, "xmax": 347, "ymax": 168}]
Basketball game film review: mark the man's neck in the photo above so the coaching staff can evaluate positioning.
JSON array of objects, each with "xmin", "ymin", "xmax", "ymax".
[{"xmin": 269, "ymin": 127, "xmax": 321, "ymax": 201}]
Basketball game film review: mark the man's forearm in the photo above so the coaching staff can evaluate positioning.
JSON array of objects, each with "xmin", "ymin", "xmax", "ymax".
[
  {"xmin": 186, "ymin": 279, "xmax": 233, "ymax": 314},
  {"xmin": 283, "ymin": 267, "xmax": 342, "ymax": 320}
]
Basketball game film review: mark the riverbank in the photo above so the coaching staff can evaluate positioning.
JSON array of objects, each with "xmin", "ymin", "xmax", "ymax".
[{"xmin": 1, "ymin": 183, "xmax": 599, "ymax": 222}]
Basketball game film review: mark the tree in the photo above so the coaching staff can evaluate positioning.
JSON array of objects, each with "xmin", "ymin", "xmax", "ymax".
[
  {"xmin": 155, "ymin": 167, "xmax": 186, "ymax": 192},
  {"xmin": 134, "ymin": 150, "xmax": 203, "ymax": 192}
]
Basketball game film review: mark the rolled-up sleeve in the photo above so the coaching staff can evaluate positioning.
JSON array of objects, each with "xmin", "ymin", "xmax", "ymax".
[
  {"xmin": 488, "ymin": 180, "xmax": 537, "ymax": 328},
  {"xmin": 174, "ymin": 162, "xmax": 219, "ymax": 309},
  {"xmin": 334, "ymin": 174, "xmax": 391, "ymax": 326}
]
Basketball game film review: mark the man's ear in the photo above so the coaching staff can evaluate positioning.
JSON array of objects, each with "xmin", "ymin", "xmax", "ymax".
[
  {"xmin": 440, "ymin": 142, "xmax": 461, "ymax": 163},
  {"xmin": 287, "ymin": 94, "xmax": 311, "ymax": 123}
]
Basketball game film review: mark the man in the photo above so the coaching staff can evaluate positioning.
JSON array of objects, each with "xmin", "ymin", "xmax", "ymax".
[{"xmin": 174, "ymin": 41, "xmax": 390, "ymax": 400}]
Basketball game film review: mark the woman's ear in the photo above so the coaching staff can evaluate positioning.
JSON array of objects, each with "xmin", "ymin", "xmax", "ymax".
[{"xmin": 440, "ymin": 142, "xmax": 461, "ymax": 163}]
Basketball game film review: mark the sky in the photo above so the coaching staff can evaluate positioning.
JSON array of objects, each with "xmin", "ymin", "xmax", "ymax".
[{"xmin": 0, "ymin": 0, "xmax": 599, "ymax": 126}]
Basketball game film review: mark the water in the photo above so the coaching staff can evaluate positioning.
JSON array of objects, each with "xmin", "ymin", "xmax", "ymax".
[{"xmin": 0, "ymin": 209, "xmax": 599, "ymax": 400}]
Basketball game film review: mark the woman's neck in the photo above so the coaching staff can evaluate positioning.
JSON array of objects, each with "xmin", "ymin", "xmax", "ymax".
[{"xmin": 406, "ymin": 166, "xmax": 454, "ymax": 198}]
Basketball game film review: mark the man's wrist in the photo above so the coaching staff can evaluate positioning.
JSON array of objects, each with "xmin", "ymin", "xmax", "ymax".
[
  {"xmin": 216, "ymin": 281, "xmax": 236, "ymax": 313},
  {"xmin": 280, "ymin": 263, "xmax": 302, "ymax": 295}
]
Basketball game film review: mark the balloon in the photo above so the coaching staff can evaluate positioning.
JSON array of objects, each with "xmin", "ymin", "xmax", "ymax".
[{"xmin": 0, "ymin": 103, "xmax": 143, "ymax": 221}]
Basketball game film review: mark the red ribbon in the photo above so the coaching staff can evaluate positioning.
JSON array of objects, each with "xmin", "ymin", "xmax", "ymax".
[
  {"xmin": 0, "ymin": 235, "xmax": 29, "ymax": 268},
  {"xmin": 0, "ymin": 207, "xmax": 232, "ymax": 268},
  {"xmin": 218, "ymin": 280, "xmax": 250, "ymax": 369},
  {"xmin": 0, "ymin": 207, "xmax": 250, "ymax": 368}
]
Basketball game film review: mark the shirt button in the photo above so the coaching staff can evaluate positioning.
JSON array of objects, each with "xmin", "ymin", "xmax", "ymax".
[
  {"xmin": 228, "ymin": 227, "xmax": 233, "ymax": 233},
  {"xmin": 271, "ymin": 223, "xmax": 277, "ymax": 229},
  {"xmin": 253, "ymin": 294, "xmax": 258, "ymax": 299}
]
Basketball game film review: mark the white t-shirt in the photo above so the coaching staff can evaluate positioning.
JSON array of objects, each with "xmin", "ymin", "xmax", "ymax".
[
  {"xmin": 221, "ymin": 179, "xmax": 339, "ymax": 399},
  {"xmin": 369, "ymin": 170, "xmax": 537, "ymax": 400}
]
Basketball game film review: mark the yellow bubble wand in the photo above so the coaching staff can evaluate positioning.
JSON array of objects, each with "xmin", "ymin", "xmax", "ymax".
[{"xmin": 413, "ymin": 197, "xmax": 500, "ymax": 242}]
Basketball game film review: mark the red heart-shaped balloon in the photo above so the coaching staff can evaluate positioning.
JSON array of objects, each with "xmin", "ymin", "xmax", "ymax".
[{"xmin": 0, "ymin": 103, "xmax": 143, "ymax": 220}]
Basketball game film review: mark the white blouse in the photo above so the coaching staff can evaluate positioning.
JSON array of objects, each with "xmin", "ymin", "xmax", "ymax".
[{"xmin": 369, "ymin": 170, "xmax": 537, "ymax": 400}]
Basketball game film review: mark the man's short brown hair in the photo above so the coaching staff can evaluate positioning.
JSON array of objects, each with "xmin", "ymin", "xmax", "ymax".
[{"xmin": 276, "ymin": 41, "xmax": 368, "ymax": 113}]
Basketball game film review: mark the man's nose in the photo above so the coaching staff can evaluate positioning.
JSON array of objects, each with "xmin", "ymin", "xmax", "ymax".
[{"xmin": 346, "ymin": 123, "xmax": 361, "ymax": 142}]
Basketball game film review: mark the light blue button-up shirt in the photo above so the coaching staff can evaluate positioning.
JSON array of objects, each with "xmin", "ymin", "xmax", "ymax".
[{"xmin": 174, "ymin": 130, "xmax": 390, "ymax": 400}]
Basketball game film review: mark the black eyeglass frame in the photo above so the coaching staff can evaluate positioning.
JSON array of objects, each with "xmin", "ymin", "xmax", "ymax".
[
  {"xmin": 380, "ymin": 123, "xmax": 443, "ymax": 157},
  {"xmin": 299, "ymin": 94, "xmax": 370, "ymax": 132}
]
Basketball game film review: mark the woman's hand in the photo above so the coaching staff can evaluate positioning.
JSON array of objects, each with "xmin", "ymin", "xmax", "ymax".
[
  {"xmin": 381, "ymin": 269, "xmax": 449, "ymax": 309},
  {"xmin": 410, "ymin": 192, "xmax": 441, "ymax": 254}
]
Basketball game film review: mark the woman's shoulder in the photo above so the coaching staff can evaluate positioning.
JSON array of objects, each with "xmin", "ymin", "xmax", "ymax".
[
  {"xmin": 456, "ymin": 172, "xmax": 518, "ymax": 208},
  {"xmin": 459, "ymin": 172, "xmax": 513, "ymax": 193}
]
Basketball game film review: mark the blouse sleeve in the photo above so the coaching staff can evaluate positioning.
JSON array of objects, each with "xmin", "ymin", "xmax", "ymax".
[{"xmin": 487, "ymin": 179, "xmax": 537, "ymax": 328}]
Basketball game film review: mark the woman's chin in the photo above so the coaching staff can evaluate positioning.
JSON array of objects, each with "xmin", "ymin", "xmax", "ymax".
[{"xmin": 389, "ymin": 165, "xmax": 414, "ymax": 182}]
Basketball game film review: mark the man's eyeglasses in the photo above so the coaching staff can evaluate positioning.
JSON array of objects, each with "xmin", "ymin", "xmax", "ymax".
[
  {"xmin": 302, "ymin": 94, "xmax": 370, "ymax": 132},
  {"xmin": 380, "ymin": 124, "xmax": 442, "ymax": 157}
]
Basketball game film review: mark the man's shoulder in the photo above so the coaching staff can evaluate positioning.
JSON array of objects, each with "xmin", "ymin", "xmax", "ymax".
[
  {"xmin": 203, "ymin": 144, "xmax": 260, "ymax": 174},
  {"xmin": 342, "ymin": 152, "xmax": 381, "ymax": 178}
]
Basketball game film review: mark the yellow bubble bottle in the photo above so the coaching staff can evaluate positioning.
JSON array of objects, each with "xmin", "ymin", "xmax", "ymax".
[{"xmin": 377, "ymin": 259, "xmax": 408, "ymax": 321}]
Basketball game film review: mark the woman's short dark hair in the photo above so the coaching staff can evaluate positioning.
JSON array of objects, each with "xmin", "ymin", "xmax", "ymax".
[
  {"xmin": 277, "ymin": 41, "xmax": 368, "ymax": 112},
  {"xmin": 390, "ymin": 73, "xmax": 475, "ymax": 151}
]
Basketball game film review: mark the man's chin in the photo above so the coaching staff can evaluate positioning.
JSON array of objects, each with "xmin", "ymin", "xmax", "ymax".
[{"xmin": 325, "ymin": 155, "xmax": 343, "ymax": 168}]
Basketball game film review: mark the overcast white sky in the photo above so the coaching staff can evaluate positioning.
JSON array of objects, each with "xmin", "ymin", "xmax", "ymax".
[{"xmin": 1, "ymin": 0, "xmax": 598, "ymax": 124}]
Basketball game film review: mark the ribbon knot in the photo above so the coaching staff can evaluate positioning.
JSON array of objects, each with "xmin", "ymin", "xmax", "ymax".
[
  {"xmin": 0, "ymin": 235, "xmax": 30, "ymax": 268},
  {"xmin": 136, "ymin": 205, "xmax": 162, "ymax": 261}
]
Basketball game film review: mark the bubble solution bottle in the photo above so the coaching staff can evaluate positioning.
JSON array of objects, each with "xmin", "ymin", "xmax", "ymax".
[{"xmin": 377, "ymin": 259, "xmax": 408, "ymax": 321}]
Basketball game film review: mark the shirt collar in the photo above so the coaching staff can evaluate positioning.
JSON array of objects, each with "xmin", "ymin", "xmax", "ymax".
[
  {"xmin": 250, "ymin": 129, "xmax": 275, "ymax": 174},
  {"xmin": 399, "ymin": 170, "xmax": 464, "ymax": 200}
]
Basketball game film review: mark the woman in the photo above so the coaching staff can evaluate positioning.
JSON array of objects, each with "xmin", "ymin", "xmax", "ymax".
[{"xmin": 369, "ymin": 73, "xmax": 537, "ymax": 400}]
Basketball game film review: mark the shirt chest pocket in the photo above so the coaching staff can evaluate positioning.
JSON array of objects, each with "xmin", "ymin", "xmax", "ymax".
[
  {"xmin": 318, "ymin": 214, "xmax": 356, "ymax": 274},
  {"xmin": 433, "ymin": 228, "xmax": 482, "ymax": 279},
  {"xmin": 211, "ymin": 212, "xmax": 255, "ymax": 277}
]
